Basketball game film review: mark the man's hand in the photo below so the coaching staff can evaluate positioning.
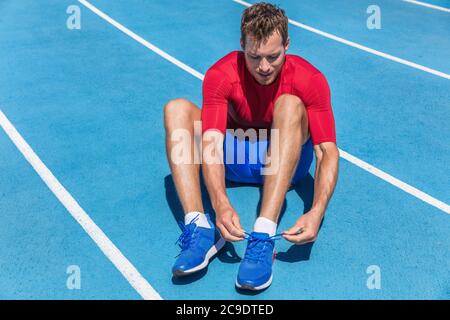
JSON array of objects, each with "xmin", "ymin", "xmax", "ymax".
[
  {"xmin": 282, "ymin": 211, "xmax": 323, "ymax": 245},
  {"xmin": 215, "ymin": 206, "xmax": 245, "ymax": 242},
  {"xmin": 282, "ymin": 142, "xmax": 338, "ymax": 245}
]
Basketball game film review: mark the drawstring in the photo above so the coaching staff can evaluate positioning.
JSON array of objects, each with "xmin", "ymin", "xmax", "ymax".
[
  {"xmin": 175, "ymin": 215, "xmax": 199, "ymax": 255},
  {"xmin": 243, "ymin": 232, "xmax": 282, "ymax": 262}
]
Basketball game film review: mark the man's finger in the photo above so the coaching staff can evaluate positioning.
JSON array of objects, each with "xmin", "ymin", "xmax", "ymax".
[
  {"xmin": 282, "ymin": 225, "xmax": 304, "ymax": 235},
  {"xmin": 231, "ymin": 215, "xmax": 245, "ymax": 235},
  {"xmin": 224, "ymin": 220, "xmax": 245, "ymax": 239},
  {"xmin": 282, "ymin": 232, "xmax": 311, "ymax": 245},
  {"xmin": 218, "ymin": 223, "xmax": 244, "ymax": 242}
]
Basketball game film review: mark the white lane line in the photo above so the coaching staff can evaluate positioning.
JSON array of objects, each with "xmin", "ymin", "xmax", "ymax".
[
  {"xmin": 403, "ymin": 0, "xmax": 450, "ymax": 13},
  {"xmin": 233, "ymin": 0, "xmax": 450, "ymax": 80},
  {"xmin": 339, "ymin": 150, "xmax": 450, "ymax": 214},
  {"xmin": 0, "ymin": 110, "xmax": 163, "ymax": 300},
  {"xmin": 78, "ymin": 1, "xmax": 450, "ymax": 214},
  {"xmin": 77, "ymin": 0, "xmax": 203, "ymax": 81}
]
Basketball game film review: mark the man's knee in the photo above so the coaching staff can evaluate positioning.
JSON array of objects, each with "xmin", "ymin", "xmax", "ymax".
[
  {"xmin": 163, "ymin": 98, "xmax": 200, "ymax": 129},
  {"xmin": 273, "ymin": 94, "xmax": 306, "ymax": 124}
]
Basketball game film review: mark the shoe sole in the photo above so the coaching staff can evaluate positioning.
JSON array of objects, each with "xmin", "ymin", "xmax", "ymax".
[
  {"xmin": 173, "ymin": 237, "xmax": 226, "ymax": 277},
  {"xmin": 235, "ymin": 274, "xmax": 273, "ymax": 291}
]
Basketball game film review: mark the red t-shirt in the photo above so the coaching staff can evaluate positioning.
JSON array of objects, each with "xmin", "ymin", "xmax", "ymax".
[{"xmin": 201, "ymin": 51, "xmax": 336, "ymax": 146}]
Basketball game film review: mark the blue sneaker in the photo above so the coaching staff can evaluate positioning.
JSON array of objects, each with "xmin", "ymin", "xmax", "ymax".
[
  {"xmin": 236, "ymin": 232, "xmax": 281, "ymax": 290},
  {"xmin": 172, "ymin": 214, "xmax": 225, "ymax": 277}
]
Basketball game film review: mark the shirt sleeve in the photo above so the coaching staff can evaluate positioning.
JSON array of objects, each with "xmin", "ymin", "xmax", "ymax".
[
  {"xmin": 303, "ymin": 72, "xmax": 337, "ymax": 146},
  {"xmin": 201, "ymin": 68, "xmax": 232, "ymax": 134}
]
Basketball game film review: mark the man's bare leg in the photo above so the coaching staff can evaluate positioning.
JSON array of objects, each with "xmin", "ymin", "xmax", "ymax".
[
  {"xmin": 258, "ymin": 94, "xmax": 309, "ymax": 224},
  {"xmin": 166, "ymin": 99, "xmax": 226, "ymax": 277},
  {"xmin": 164, "ymin": 98, "xmax": 203, "ymax": 215}
]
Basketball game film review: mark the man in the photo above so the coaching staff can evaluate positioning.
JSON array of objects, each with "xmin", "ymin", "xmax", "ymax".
[{"xmin": 164, "ymin": 2, "xmax": 339, "ymax": 291}]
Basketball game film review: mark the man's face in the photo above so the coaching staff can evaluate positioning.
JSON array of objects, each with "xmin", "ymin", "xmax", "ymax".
[{"xmin": 241, "ymin": 31, "xmax": 289, "ymax": 85}]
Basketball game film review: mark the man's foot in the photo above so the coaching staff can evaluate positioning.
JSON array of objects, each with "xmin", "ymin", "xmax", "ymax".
[
  {"xmin": 235, "ymin": 232, "xmax": 280, "ymax": 291},
  {"xmin": 172, "ymin": 214, "xmax": 225, "ymax": 277}
]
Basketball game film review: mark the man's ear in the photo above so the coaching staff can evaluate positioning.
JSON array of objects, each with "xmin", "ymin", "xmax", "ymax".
[
  {"xmin": 240, "ymin": 38, "xmax": 245, "ymax": 50},
  {"xmin": 284, "ymin": 37, "xmax": 290, "ymax": 52}
]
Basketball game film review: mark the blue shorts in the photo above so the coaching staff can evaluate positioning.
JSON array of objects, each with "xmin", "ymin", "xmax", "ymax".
[{"xmin": 223, "ymin": 130, "xmax": 313, "ymax": 185}]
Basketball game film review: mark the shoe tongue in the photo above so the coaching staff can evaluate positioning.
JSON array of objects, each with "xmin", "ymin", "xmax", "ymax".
[
  {"xmin": 186, "ymin": 222, "xmax": 197, "ymax": 232},
  {"xmin": 250, "ymin": 232, "xmax": 270, "ymax": 240}
]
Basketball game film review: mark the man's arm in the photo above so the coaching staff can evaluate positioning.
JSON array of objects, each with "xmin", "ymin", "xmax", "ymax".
[
  {"xmin": 283, "ymin": 141, "xmax": 339, "ymax": 244},
  {"xmin": 201, "ymin": 65, "xmax": 244, "ymax": 241},
  {"xmin": 202, "ymin": 130, "xmax": 245, "ymax": 241},
  {"xmin": 310, "ymin": 141, "xmax": 340, "ymax": 218}
]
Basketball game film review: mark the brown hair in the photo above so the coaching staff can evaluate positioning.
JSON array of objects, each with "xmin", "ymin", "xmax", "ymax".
[{"xmin": 240, "ymin": 2, "xmax": 288, "ymax": 48}]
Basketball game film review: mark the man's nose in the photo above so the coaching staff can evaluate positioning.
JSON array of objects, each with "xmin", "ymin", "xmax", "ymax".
[{"xmin": 259, "ymin": 58, "xmax": 271, "ymax": 73}]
